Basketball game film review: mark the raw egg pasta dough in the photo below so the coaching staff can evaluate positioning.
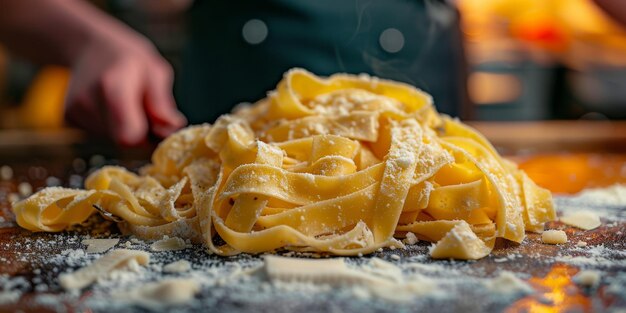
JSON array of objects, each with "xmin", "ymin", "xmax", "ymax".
[{"xmin": 13, "ymin": 69, "xmax": 555, "ymax": 260}]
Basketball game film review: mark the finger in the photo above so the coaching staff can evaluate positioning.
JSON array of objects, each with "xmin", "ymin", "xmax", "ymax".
[
  {"xmin": 143, "ymin": 61, "xmax": 187, "ymax": 137},
  {"xmin": 100, "ymin": 66, "xmax": 149, "ymax": 146}
]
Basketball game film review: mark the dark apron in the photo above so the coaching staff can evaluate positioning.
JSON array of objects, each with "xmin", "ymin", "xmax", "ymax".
[{"xmin": 177, "ymin": 0, "xmax": 466, "ymax": 123}]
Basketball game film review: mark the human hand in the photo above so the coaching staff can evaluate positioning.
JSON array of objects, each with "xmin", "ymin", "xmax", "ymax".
[{"xmin": 64, "ymin": 25, "xmax": 187, "ymax": 146}]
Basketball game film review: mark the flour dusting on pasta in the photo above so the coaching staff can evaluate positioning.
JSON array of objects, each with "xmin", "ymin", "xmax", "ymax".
[{"xmin": 11, "ymin": 69, "xmax": 555, "ymax": 260}]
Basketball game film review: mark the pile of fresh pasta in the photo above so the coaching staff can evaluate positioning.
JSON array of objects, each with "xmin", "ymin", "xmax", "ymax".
[{"xmin": 13, "ymin": 69, "xmax": 555, "ymax": 260}]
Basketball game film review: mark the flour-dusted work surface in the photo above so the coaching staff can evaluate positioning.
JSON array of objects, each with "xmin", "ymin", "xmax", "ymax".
[{"xmin": 0, "ymin": 154, "xmax": 624, "ymax": 313}]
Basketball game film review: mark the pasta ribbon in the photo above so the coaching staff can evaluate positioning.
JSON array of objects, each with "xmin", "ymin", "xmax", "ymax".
[{"xmin": 12, "ymin": 68, "xmax": 555, "ymax": 260}]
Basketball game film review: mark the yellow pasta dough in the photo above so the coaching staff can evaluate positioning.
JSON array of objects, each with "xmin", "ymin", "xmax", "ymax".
[{"xmin": 12, "ymin": 69, "xmax": 555, "ymax": 260}]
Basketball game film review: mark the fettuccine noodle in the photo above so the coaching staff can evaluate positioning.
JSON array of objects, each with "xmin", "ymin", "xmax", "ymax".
[{"xmin": 13, "ymin": 69, "xmax": 555, "ymax": 260}]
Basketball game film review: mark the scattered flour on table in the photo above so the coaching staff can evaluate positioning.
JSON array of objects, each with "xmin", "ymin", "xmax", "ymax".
[
  {"xmin": 0, "ymin": 185, "xmax": 625, "ymax": 312},
  {"xmin": 484, "ymin": 271, "xmax": 533, "ymax": 295},
  {"xmin": 555, "ymin": 184, "xmax": 626, "ymax": 222},
  {"xmin": 573, "ymin": 184, "xmax": 626, "ymax": 206},
  {"xmin": 0, "ymin": 275, "xmax": 28, "ymax": 304},
  {"xmin": 554, "ymin": 244, "xmax": 626, "ymax": 267}
]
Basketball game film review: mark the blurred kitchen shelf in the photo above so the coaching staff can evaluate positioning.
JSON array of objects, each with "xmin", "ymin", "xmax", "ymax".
[
  {"xmin": 0, "ymin": 128, "xmax": 151, "ymax": 159},
  {"xmin": 0, "ymin": 128, "xmax": 85, "ymax": 147},
  {"xmin": 468, "ymin": 120, "xmax": 626, "ymax": 153}
]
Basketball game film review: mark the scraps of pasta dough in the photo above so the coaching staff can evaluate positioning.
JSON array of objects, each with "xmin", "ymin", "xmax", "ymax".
[
  {"xmin": 428, "ymin": 221, "xmax": 492, "ymax": 260},
  {"xmin": 11, "ymin": 68, "xmax": 555, "ymax": 260},
  {"xmin": 150, "ymin": 237, "xmax": 189, "ymax": 252},
  {"xmin": 82, "ymin": 238, "xmax": 120, "ymax": 254},
  {"xmin": 59, "ymin": 249, "xmax": 150, "ymax": 290},
  {"xmin": 163, "ymin": 260, "xmax": 192, "ymax": 273},
  {"xmin": 541, "ymin": 230, "xmax": 568, "ymax": 245},
  {"xmin": 403, "ymin": 232, "xmax": 419, "ymax": 245},
  {"xmin": 116, "ymin": 279, "xmax": 200, "ymax": 307},
  {"xmin": 261, "ymin": 255, "xmax": 435, "ymax": 302},
  {"xmin": 559, "ymin": 210, "xmax": 602, "ymax": 230}
]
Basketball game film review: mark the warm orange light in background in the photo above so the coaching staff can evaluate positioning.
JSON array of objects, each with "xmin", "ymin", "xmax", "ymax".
[
  {"xmin": 458, "ymin": 0, "xmax": 626, "ymax": 66},
  {"xmin": 506, "ymin": 265, "xmax": 590, "ymax": 313},
  {"xmin": 17, "ymin": 66, "xmax": 69, "ymax": 129},
  {"xmin": 517, "ymin": 154, "xmax": 626, "ymax": 194},
  {"xmin": 468, "ymin": 72, "xmax": 522, "ymax": 105}
]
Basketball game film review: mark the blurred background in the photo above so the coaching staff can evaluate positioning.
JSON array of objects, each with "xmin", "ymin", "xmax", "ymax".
[{"xmin": 1, "ymin": 0, "xmax": 626, "ymax": 141}]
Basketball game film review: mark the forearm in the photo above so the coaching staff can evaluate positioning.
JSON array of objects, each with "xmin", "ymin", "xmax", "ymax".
[{"xmin": 0, "ymin": 0, "xmax": 139, "ymax": 66}]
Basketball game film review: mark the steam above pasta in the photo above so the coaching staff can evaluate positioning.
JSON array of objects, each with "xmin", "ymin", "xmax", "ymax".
[{"xmin": 13, "ymin": 69, "xmax": 555, "ymax": 260}]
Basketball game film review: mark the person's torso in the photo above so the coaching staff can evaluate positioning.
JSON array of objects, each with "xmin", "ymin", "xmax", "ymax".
[{"xmin": 177, "ymin": 0, "xmax": 464, "ymax": 123}]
